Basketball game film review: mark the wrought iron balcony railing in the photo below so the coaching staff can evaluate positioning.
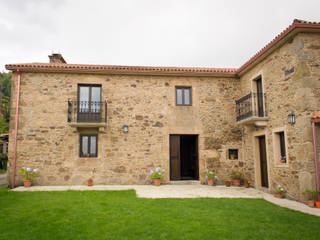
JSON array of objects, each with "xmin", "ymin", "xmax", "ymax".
[
  {"xmin": 236, "ymin": 92, "xmax": 267, "ymax": 122},
  {"xmin": 67, "ymin": 100, "xmax": 107, "ymax": 123}
]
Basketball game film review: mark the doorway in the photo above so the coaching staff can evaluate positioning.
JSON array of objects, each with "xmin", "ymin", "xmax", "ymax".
[
  {"xmin": 258, "ymin": 135, "xmax": 269, "ymax": 187},
  {"xmin": 170, "ymin": 135, "xmax": 198, "ymax": 180}
]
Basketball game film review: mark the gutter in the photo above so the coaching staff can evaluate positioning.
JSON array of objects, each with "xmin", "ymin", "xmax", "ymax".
[{"xmin": 11, "ymin": 71, "xmax": 21, "ymax": 189}]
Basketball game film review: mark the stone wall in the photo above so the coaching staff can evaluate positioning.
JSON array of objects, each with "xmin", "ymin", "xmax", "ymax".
[
  {"xmin": 239, "ymin": 32, "xmax": 320, "ymax": 200},
  {"xmin": 8, "ymin": 72, "xmax": 243, "ymax": 186},
  {"xmin": 7, "ymin": 32, "xmax": 320, "ymax": 202}
]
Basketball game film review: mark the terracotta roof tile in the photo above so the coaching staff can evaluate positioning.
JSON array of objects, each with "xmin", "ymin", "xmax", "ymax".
[
  {"xmin": 5, "ymin": 62, "xmax": 237, "ymax": 76},
  {"xmin": 5, "ymin": 19, "xmax": 320, "ymax": 76},
  {"xmin": 237, "ymin": 19, "xmax": 320, "ymax": 74},
  {"xmin": 311, "ymin": 113, "xmax": 320, "ymax": 119}
]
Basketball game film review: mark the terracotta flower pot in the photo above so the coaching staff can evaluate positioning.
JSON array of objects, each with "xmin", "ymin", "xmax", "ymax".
[
  {"xmin": 24, "ymin": 180, "xmax": 32, "ymax": 188},
  {"xmin": 308, "ymin": 200, "xmax": 315, "ymax": 208},
  {"xmin": 316, "ymin": 201, "xmax": 320, "ymax": 208},
  {"xmin": 274, "ymin": 193, "xmax": 284, "ymax": 198},
  {"xmin": 153, "ymin": 178, "xmax": 161, "ymax": 186},
  {"xmin": 207, "ymin": 179, "xmax": 215, "ymax": 186},
  {"xmin": 232, "ymin": 179, "xmax": 241, "ymax": 186},
  {"xmin": 280, "ymin": 159, "xmax": 286, "ymax": 163},
  {"xmin": 245, "ymin": 183, "xmax": 249, "ymax": 188},
  {"xmin": 88, "ymin": 180, "xmax": 93, "ymax": 186},
  {"xmin": 225, "ymin": 181, "xmax": 231, "ymax": 187}
]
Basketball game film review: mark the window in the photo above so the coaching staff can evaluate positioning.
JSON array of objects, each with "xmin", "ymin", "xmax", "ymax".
[
  {"xmin": 228, "ymin": 149, "xmax": 238, "ymax": 160},
  {"xmin": 273, "ymin": 129, "xmax": 287, "ymax": 164},
  {"xmin": 279, "ymin": 132, "xmax": 286, "ymax": 162},
  {"xmin": 176, "ymin": 87, "xmax": 192, "ymax": 106},
  {"xmin": 78, "ymin": 84, "xmax": 102, "ymax": 122},
  {"xmin": 80, "ymin": 134, "xmax": 98, "ymax": 157}
]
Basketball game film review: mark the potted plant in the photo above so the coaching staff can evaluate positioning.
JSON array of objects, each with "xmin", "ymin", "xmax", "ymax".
[
  {"xmin": 244, "ymin": 179, "xmax": 251, "ymax": 188},
  {"xmin": 20, "ymin": 167, "xmax": 40, "ymax": 187},
  {"xmin": 225, "ymin": 178, "xmax": 231, "ymax": 187},
  {"xmin": 149, "ymin": 167, "xmax": 165, "ymax": 186},
  {"xmin": 274, "ymin": 185, "xmax": 285, "ymax": 198},
  {"xmin": 204, "ymin": 170, "xmax": 218, "ymax": 186},
  {"xmin": 231, "ymin": 171, "xmax": 243, "ymax": 186},
  {"xmin": 87, "ymin": 168, "xmax": 95, "ymax": 186},
  {"xmin": 302, "ymin": 189, "xmax": 318, "ymax": 207},
  {"xmin": 87, "ymin": 178, "xmax": 93, "ymax": 186},
  {"xmin": 316, "ymin": 194, "xmax": 320, "ymax": 208}
]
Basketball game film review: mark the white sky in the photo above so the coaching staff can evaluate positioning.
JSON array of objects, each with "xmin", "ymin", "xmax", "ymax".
[{"xmin": 0, "ymin": 0, "xmax": 319, "ymax": 71}]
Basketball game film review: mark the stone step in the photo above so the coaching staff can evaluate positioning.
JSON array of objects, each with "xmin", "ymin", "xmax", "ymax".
[{"xmin": 168, "ymin": 180, "xmax": 201, "ymax": 185}]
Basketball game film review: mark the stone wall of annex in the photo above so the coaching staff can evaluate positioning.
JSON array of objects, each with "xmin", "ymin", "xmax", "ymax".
[
  {"xmin": 7, "ymin": 71, "xmax": 244, "ymax": 186},
  {"xmin": 239, "ymin": 32, "xmax": 320, "ymax": 200}
]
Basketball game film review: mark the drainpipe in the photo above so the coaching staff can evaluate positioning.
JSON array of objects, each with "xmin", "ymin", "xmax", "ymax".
[
  {"xmin": 311, "ymin": 121, "xmax": 320, "ymax": 199},
  {"xmin": 11, "ymin": 70, "xmax": 21, "ymax": 189}
]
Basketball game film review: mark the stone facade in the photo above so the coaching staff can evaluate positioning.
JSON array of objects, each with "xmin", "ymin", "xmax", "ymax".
[
  {"xmin": 6, "ymin": 21, "xmax": 320, "ymax": 202},
  {"xmin": 239, "ymin": 32, "xmax": 320, "ymax": 200},
  {"xmin": 8, "ymin": 72, "xmax": 243, "ymax": 186}
]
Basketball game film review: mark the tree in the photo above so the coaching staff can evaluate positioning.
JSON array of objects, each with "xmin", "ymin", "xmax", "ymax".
[{"xmin": 0, "ymin": 72, "xmax": 11, "ymax": 133}]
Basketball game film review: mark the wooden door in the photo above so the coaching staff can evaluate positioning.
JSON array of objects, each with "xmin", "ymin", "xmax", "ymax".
[
  {"xmin": 170, "ymin": 135, "xmax": 180, "ymax": 180},
  {"xmin": 194, "ymin": 136, "xmax": 199, "ymax": 179},
  {"xmin": 259, "ymin": 136, "xmax": 269, "ymax": 187}
]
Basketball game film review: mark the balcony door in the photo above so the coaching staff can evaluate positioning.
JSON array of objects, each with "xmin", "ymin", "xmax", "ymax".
[
  {"xmin": 256, "ymin": 78, "xmax": 264, "ymax": 117},
  {"xmin": 78, "ymin": 85, "xmax": 101, "ymax": 122}
]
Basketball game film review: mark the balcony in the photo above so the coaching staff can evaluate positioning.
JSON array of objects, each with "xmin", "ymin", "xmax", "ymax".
[
  {"xmin": 236, "ymin": 92, "xmax": 268, "ymax": 127},
  {"xmin": 67, "ymin": 100, "xmax": 107, "ymax": 131}
]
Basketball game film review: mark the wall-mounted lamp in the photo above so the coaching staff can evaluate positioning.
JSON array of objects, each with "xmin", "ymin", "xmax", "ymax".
[
  {"xmin": 288, "ymin": 112, "xmax": 295, "ymax": 124},
  {"xmin": 122, "ymin": 124, "xmax": 129, "ymax": 133}
]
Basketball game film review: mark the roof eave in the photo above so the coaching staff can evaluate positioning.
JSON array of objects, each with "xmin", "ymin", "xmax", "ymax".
[
  {"xmin": 5, "ymin": 66, "xmax": 237, "ymax": 78},
  {"xmin": 237, "ymin": 24, "xmax": 320, "ymax": 76}
]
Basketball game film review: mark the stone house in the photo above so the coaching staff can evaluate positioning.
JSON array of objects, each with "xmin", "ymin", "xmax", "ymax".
[{"xmin": 5, "ymin": 19, "xmax": 320, "ymax": 201}]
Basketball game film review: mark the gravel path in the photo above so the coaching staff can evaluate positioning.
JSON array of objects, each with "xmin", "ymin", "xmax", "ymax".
[{"xmin": 12, "ymin": 184, "xmax": 320, "ymax": 217}]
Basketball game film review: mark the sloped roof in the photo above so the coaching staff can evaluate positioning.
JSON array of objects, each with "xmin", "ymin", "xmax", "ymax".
[
  {"xmin": 5, "ymin": 62, "xmax": 237, "ymax": 77},
  {"xmin": 5, "ymin": 19, "xmax": 320, "ymax": 77}
]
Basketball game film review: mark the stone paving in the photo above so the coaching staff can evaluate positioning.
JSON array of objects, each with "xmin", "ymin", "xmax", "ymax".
[{"xmin": 12, "ymin": 184, "xmax": 320, "ymax": 217}]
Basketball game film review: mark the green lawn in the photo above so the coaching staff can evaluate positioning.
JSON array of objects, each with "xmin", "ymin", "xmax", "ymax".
[{"xmin": 0, "ymin": 187, "xmax": 319, "ymax": 240}]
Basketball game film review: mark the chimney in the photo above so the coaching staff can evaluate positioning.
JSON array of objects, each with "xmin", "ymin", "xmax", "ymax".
[{"xmin": 48, "ymin": 53, "xmax": 67, "ymax": 63}]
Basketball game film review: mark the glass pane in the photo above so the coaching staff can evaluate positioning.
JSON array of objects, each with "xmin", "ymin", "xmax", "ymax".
[
  {"xmin": 184, "ymin": 89, "xmax": 190, "ymax": 105},
  {"xmin": 91, "ymin": 87, "xmax": 101, "ymax": 112},
  {"xmin": 79, "ymin": 87, "xmax": 89, "ymax": 112},
  {"xmin": 279, "ymin": 132, "xmax": 286, "ymax": 157},
  {"xmin": 176, "ymin": 89, "xmax": 182, "ymax": 105},
  {"xmin": 82, "ymin": 136, "xmax": 88, "ymax": 156},
  {"xmin": 90, "ymin": 136, "xmax": 97, "ymax": 155}
]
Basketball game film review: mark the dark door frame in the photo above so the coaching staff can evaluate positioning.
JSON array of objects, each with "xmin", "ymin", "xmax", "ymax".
[
  {"xmin": 258, "ymin": 135, "xmax": 269, "ymax": 188},
  {"xmin": 169, "ymin": 134, "xmax": 199, "ymax": 181},
  {"xmin": 77, "ymin": 84, "xmax": 102, "ymax": 122}
]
